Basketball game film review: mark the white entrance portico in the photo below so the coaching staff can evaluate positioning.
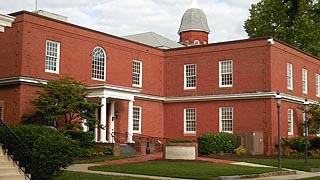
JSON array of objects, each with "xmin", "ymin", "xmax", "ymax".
[{"xmin": 86, "ymin": 84, "xmax": 140, "ymax": 143}]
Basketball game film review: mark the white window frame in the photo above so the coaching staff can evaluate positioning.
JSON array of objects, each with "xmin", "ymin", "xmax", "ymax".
[
  {"xmin": 184, "ymin": 64, "xmax": 196, "ymax": 89},
  {"xmin": 316, "ymin": 73, "xmax": 320, "ymax": 97},
  {"xmin": 302, "ymin": 68, "xmax": 308, "ymax": 94},
  {"xmin": 219, "ymin": 107, "xmax": 233, "ymax": 134},
  {"xmin": 132, "ymin": 60, "xmax": 142, "ymax": 87},
  {"xmin": 91, "ymin": 46, "xmax": 106, "ymax": 81},
  {"xmin": 219, "ymin": 60, "xmax": 233, "ymax": 88},
  {"xmin": 287, "ymin": 63, "xmax": 293, "ymax": 90},
  {"xmin": 288, "ymin": 109, "xmax": 294, "ymax": 135},
  {"xmin": 0, "ymin": 101, "xmax": 4, "ymax": 119},
  {"xmin": 194, "ymin": 40, "xmax": 200, "ymax": 45},
  {"xmin": 133, "ymin": 106, "xmax": 142, "ymax": 133},
  {"xmin": 45, "ymin": 40, "xmax": 60, "ymax": 74},
  {"xmin": 184, "ymin": 108, "xmax": 196, "ymax": 134}
]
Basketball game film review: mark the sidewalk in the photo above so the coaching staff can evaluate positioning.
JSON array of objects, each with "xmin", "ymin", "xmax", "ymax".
[{"xmin": 67, "ymin": 153, "xmax": 320, "ymax": 180}]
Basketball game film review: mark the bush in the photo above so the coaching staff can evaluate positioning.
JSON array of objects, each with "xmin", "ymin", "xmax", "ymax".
[
  {"xmin": 282, "ymin": 137, "xmax": 311, "ymax": 153},
  {"xmin": 234, "ymin": 146, "xmax": 247, "ymax": 155},
  {"xmin": 310, "ymin": 137, "xmax": 320, "ymax": 150},
  {"xmin": 167, "ymin": 138, "xmax": 193, "ymax": 143},
  {"xmin": 11, "ymin": 125, "xmax": 79, "ymax": 180},
  {"xmin": 197, "ymin": 132, "xmax": 236, "ymax": 155},
  {"xmin": 100, "ymin": 146, "xmax": 114, "ymax": 155},
  {"xmin": 63, "ymin": 130, "xmax": 94, "ymax": 149}
]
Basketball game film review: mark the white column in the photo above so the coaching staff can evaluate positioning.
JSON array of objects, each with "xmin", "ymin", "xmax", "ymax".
[
  {"xmin": 127, "ymin": 100, "xmax": 134, "ymax": 143},
  {"xmin": 94, "ymin": 108, "xmax": 99, "ymax": 142},
  {"xmin": 108, "ymin": 101, "xmax": 115, "ymax": 143},
  {"xmin": 100, "ymin": 97, "xmax": 108, "ymax": 143},
  {"xmin": 82, "ymin": 119, "xmax": 89, "ymax": 132}
]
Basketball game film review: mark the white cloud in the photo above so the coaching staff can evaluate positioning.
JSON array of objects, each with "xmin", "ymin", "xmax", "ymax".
[{"xmin": 0, "ymin": 0, "xmax": 260, "ymax": 43}]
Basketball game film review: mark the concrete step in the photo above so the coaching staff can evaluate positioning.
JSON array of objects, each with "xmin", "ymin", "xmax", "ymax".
[
  {"xmin": 0, "ymin": 167, "xmax": 21, "ymax": 176},
  {"xmin": 0, "ymin": 160, "xmax": 15, "ymax": 168},
  {"xmin": 0, "ymin": 155, "xmax": 11, "ymax": 161},
  {"xmin": 0, "ymin": 174, "xmax": 25, "ymax": 180}
]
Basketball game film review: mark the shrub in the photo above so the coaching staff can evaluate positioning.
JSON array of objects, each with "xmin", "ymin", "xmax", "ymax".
[
  {"xmin": 11, "ymin": 125, "xmax": 79, "ymax": 180},
  {"xmin": 100, "ymin": 146, "xmax": 114, "ymax": 155},
  {"xmin": 234, "ymin": 145, "xmax": 247, "ymax": 155},
  {"xmin": 197, "ymin": 132, "xmax": 236, "ymax": 155},
  {"xmin": 63, "ymin": 130, "xmax": 94, "ymax": 149},
  {"xmin": 310, "ymin": 137, "xmax": 320, "ymax": 150},
  {"xmin": 167, "ymin": 138, "xmax": 193, "ymax": 143},
  {"xmin": 282, "ymin": 137, "xmax": 311, "ymax": 153},
  {"xmin": 77, "ymin": 148, "xmax": 97, "ymax": 157}
]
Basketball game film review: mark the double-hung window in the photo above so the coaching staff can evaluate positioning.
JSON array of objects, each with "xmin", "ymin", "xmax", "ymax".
[
  {"xmin": 288, "ymin": 109, "xmax": 293, "ymax": 135},
  {"xmin": 132, "ymin": 60, "xmax": 142, "ymax": 87},
  {"xmin": 133, "ymin": 106, "xmax": 142, "ymax": 133},
  {"xmin": 184, "ymin": 108, "xmax": 196, "ymax": 134},
  {"xmin": 184, "ymin": 64, "xmax": 196, "ymax": 89},
  {"xmin": 302, "ymin": 68, "xmax": 308, "ymax": 94},
  {"xmin": 219, "ymin": 107, "xmax": 233, "ymax": 133},
  {"xmin": 287, "ymin": 63, "xmax": 293, "ymax": 90},
  {"xmin": 45, "ymin": 40, "xmax": 60, "ymax": 73},
  {"xmin": 219, "ymin": 60, "xmax": 233, "ymax": 87},
  {"xmin": 316, "ymin": 74, "xmax": 320, "ymax": 97},
  {"xmin": 92, "ymin": 47, "xmax": 106, "ymax": 81}
]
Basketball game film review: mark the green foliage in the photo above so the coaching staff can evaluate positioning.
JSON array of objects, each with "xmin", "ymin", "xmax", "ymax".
[
  {"xmin": 282, "ymin": 137, "xmax": 311, "ymax": 153},
  {"xmin": 234, "ymin": 146, "xmax": 247, "ymax": 155},
  {"xmin": 77, "ymin": 148, "xmax": 97, "ymax": 157},
  {"xmin": 100, "ymin": 146, "xmax": 114, "ymax": 155},
  {"xmin": 167, "ymin": 138, "xmax": 193, "ymax": 143},
  {"xmin": 11, "ymin": 125, "xmax": 79, "ymax": 180},
  {"xmin": 32, "ymin": 75, "xmax": 100, "ymax": 129},
  {"xmin": 63, "ymin": 130, "xmax": 94, "ymax": 149},
  {"xmin": 300, "ymin": 103, "xmax": 320, "ymax": 135},
  {"xmin": 63, "ymin": 130, "xmax": 95, "ymax": 157},
  {"xmin": 244, "ymin": 0, "xmax": 320, "ymax": 57},
  {"xmin": 197, "ymin": 132, "xmax": 236, "ymax": 155},
  {"xmin": 310, "ymin": 137, "xmax": 320, "ymax": 150}
]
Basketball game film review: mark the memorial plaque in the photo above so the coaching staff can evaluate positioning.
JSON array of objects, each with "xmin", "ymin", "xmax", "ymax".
[{"xmin": 165, "ymin": 146, "xmax": 196, "ymax": 160}]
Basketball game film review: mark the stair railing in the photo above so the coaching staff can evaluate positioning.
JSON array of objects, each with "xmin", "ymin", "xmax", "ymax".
[{"xmin": 0, "ymin": 119, "xmax": 39, "ymax": 180}]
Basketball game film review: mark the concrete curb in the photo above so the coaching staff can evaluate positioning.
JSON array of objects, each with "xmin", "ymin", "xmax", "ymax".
[{"xmin": 212, "ymin": 170, "xmax": 297, "ymax": 180}]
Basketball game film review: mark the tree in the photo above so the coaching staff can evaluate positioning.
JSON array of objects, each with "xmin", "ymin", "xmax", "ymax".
[
  {"xmin": 244, "ymin": 0, "xmax": 320, "ymax": 57},
  {"xmin": 304, "ymin": 103, "xmax": 320, "ymax": 134},
  {"xmin": 32, "ymin": 75, "xmax": 100, "ymax": 129}
]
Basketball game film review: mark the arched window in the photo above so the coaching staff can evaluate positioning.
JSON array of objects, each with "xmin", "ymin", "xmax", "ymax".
[
  {"xmin": 203, "ymin": 41, "xmax": 207, "ymax": 44},
  {"xmin": 92, "ymin": 47, "xmax": 106, "ymax": 80},
  {"xmin": 194, "ymin": 40, "xmax": 200, "ymax": 45}
]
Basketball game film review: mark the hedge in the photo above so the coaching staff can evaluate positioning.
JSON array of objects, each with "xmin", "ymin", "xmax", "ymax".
[{"xmin": 197, "ymin": 132, "xmax": 236, "ymax": 155}]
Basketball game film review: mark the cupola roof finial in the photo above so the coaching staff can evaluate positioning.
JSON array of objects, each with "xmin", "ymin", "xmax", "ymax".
[{"xmin": 188, "ymin": 0, "xmax": 200, "ymax": 9}]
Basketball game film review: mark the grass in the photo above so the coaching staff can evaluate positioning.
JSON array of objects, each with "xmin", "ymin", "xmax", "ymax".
[
  {"xmin": 54, "ymin": 171, "xmax": 150, "ymax": 180},
  {"xmin": 89, "ymin": 160, "xmax": 279, "ymax": 180},
  {"xmin": 232, "ymin": 158, "xmax": 320, "ymax": 171},
  {"xmin": 73, "ymin": 155, "xmax": 137, "ymax": 164}
]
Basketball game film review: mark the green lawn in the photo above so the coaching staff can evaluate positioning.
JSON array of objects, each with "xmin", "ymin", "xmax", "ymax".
[
  {"xmin": 73, "ymin": 155, "xmax": 137, "ymax": 164},
  {"xmin": 89, "ymin": 160, "xmax": 279, "ymax": 180},
  {"xmin": 54, "ymin": 171, "xmax": 150, "ymax": 180},
  {"xmin": 233, "ymin": 158, "xmax": 320, "ymax": 171}
]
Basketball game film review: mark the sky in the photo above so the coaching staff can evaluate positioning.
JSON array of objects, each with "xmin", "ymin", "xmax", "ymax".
[{"xmin": 0, "ymin": 0, "xmax": 260, "ymax": 43}]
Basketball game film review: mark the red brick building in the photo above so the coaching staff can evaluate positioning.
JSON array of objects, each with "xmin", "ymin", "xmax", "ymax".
[{"xmin": 0, "ymin": 1, "xmax": 319, "ymax": 154}]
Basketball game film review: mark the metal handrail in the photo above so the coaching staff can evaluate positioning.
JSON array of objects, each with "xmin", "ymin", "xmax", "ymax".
[{"xmin": 0, "ymin": 119, "xmax": 39, "ymax": 180}]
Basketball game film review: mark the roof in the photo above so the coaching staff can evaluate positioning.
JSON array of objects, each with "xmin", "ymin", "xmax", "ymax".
[
  {"xmin": 178, "ymin": 0, "xmax": 210, "ymax": 34},
  {"xmin": 123, "ymin": 32, "xmax": 183, "ymax": 49}
]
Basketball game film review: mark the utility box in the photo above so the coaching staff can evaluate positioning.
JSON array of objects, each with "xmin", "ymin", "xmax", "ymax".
[{"xmin": 236, "ymin": 131, "xmax": 264, "ymax": 155}]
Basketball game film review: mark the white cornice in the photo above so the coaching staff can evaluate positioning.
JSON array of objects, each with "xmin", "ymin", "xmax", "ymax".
[
  {"xmin": 0, "ymin": 14, "xmax": 15, "ymax": 32},
  {"xmin": 0, "ymin": 76, "xmax": 47, "ymax": 85},
  {"xmin": 0, "ymin": 76, "xmax": 318, "ymax": 105}
]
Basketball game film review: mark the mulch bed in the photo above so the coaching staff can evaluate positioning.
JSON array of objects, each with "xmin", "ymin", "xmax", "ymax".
[{"xmin": 73, "ymin": 155, "xmax": 113, "ymax": 161}]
